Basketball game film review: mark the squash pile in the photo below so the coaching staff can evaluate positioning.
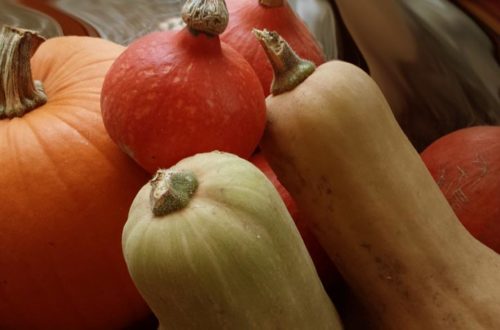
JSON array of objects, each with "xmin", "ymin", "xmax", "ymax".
[{"xmin": 1, "ymin": 0, "xmax": 499, "ymax": 329}]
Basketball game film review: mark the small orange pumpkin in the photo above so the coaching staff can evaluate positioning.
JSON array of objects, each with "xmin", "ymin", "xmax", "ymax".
[
  {"xmin": 101, "ymin": 0, "xmax": 266, "ymax": 174},
  {"xmin": 0, "ymin": 26, "xmax": 150, "ymax": 329}
]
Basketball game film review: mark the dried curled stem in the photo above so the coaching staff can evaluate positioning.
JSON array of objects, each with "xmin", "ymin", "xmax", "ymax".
[
  {"xmin": 181, "ymin": 0, "xmax": 229, "ymax": 36},
  {"xmin": 0, "ymin": 25, "xmax": 47, "ymax": 119},
  {"xmin": 253, "ymin": 28, "xmax": 316, "ymax": 95}
]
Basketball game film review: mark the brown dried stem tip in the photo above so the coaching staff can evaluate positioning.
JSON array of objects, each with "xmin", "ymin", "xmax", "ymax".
[
  {"xmin": 181, "ymin": 0, "xmax": 229, "ymax": 36},
  {"xmin": 0, "ymin": 25, "xmax": 47, "ymax": 119}
]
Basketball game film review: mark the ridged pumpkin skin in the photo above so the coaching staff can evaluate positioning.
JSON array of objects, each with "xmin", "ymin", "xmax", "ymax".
[
  {"xmin": 0, "ymin": 36, "xmax": 150, "ymax": 329},
  {"xmin": 221, "ymin": 0, "xmax": 325, "ymax": 95},
  {"xmin": 122, "ymin": 151, "xmax": 342, "ymax": 330},
  {"xmin": 260, "ymin": 60, "xmax": 500, "ymax": 329},
  {"xmin": 421, "ymin": 126, "xmax": 500, "ymax": 253}
]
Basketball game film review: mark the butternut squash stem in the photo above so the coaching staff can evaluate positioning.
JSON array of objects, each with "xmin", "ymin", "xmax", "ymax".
[
  {"xmin": 259, "ymin": 0, "xmax": 284, "ymax": 7},
  {"xmin": 150, "ymin": 170, "xmax": 199, "ymax": 217},
  {"xmin": 0, "ymin": 25, "xmax": 47, "ymax": 119},
  {"xmin": 253, "ymin": 29, "xmax": 316, "ymax": 95},
  {"xmin": 181, "ymin": 0, "xmax": 229, "ymax": 36}
]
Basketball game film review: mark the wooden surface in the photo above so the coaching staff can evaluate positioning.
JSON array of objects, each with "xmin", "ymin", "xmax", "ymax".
[
  {"xmin": 49, "ymin": 0, "xmax": 183, "ymax": 45},
  {"xmin": 2, "ymin": 0, "xmax": 183, "ymax": 44}
]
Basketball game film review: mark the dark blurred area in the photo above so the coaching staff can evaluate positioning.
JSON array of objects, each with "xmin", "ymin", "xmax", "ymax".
[{"xmin": 330, "ymin": 0, "xmax": 500, "ymax": 151}]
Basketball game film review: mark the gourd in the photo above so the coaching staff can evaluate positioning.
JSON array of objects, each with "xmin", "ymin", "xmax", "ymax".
[
  {"xmin": 221, "ymin": 0, "xmax": 325, "ymax": 95},
  {"xmin": 0, "ymin": 26, "xmax": 150, "ymax": 329},
  {"xmin": 421, "ymin": 125, "xmax": 500, "ymax": 253},
  {"xmin": 122, "ymin": 151, "xmax": 343, "ymax": 330},
  {"xmin": 101, "ymin": 0, "xmax": 266, "ymax": 174},
  {"xmin": 250, "ymin": 152, "xmax": 343, "ymax": 295},
  {"xmin": 255, "ymin": 29, "xmax": 500, "ymax": 329}
]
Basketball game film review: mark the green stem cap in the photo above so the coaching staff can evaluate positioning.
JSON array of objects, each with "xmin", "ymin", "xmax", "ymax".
[
  {"xmin": 253, "ymin": 28, "xmax": 316, "ymax": 95},
  {"xmin": 150, "ymin": 169, "xmax": 199, "ymax": 217}
]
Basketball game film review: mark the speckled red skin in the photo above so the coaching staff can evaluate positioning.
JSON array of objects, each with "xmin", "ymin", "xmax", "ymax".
[
  {"xmin": 101, "ymin": 28, "xmax": 266, "ymax": 173},
  {"xmin": 221, "ymin": 0, "xmax": 326, "ymax": 95},
  {"xmin": 421, "ymin": 126, "xmax": 500, "ymax": 253}
]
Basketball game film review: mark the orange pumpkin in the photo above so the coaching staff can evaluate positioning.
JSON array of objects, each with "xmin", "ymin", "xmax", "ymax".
[{"xmin": 0, "ymin": 26, "xmax": 150, "ymax": 329}]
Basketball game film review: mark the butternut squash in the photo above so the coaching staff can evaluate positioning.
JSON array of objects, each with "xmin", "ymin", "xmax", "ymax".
[
  {"xmin": 255, "ymin": 29, "xmax": 500, "ymax": 329},
  {"xmin": 122, "ymin": 151, "xmax": 343, "ymax": 330}
]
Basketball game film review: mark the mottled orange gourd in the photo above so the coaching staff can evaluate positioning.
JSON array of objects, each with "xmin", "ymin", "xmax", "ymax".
[{"xmin": 422, "ymin": 126, "xmax": 500, "ymax": 254}]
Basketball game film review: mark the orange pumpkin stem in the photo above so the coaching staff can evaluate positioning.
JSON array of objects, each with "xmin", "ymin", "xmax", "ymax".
[
  {"xmin": 259, "ymin": 0, "xmax": 284, "ymax": 7},
  {"xmin": 150, "ymin": 169, "xmax": 199, "ymax": 217},
  {"xmin": 181, "ymin": 0, "xmax": 229, "ymax": 36},
  {"xmin": 253, "ymin": 29, "xmax": 316, "ymax": 95},
  {"xmin": 0, "ymin": 25, "xmax": 47, "ymax": 119}
]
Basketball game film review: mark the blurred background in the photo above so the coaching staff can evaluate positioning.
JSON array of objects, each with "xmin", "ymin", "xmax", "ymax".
[
  {"xmin": 0, "ymin": 0, "xmax": 497, "ymax": 61},
  {"xmin": 5, "ymin": 0, "xmax": 491, "ymax": 152}
]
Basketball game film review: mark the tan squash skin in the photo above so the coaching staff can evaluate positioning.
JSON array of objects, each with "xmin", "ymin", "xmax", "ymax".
[{"xmin": 260, "ymin": 60, "xmax": 500, "ymax": 329}]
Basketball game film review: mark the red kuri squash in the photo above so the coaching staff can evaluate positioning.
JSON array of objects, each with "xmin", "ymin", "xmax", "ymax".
[
  {"xmin": 101, "ymin": 0, "xmax": 266, "ymax": 173},
  {"xmin": 0, "ymin": 26, "xmax": 150, "ymax": 329},
  {"xmin": 421, "ymin": 125, "xmax": 500, "ymax": 253},
  {"xmin": 221, "ymin": 0, "xmax": 326, "ymax": 95}
]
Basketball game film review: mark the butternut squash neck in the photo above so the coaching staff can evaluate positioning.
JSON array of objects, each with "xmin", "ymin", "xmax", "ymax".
[{"xmin": 258, "ymin": 30, "xmax": 500, "ymax": 329}]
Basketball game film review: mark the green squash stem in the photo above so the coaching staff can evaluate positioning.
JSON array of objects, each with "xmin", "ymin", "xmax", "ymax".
[
  {"xmin": 150, "ymin": 170, "xmax": 199, "ymax": 217},
  {"xmin": 0, "ymin": 25, "xmax": 47, "ymax": 119},
  {"xmin": 253, "ymin": 28, "xmax": 316, "ymax": 95},
  {"xmin": 181, "ymin": 0, "xmax": 229, "ymax": 36}
]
